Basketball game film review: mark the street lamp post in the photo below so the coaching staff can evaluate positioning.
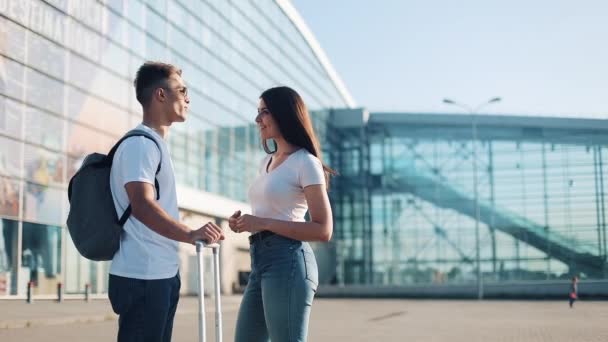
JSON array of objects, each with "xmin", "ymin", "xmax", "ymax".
[{"xmin": 442, "ymin": 97, "xmax": 501, "ymax": 300}]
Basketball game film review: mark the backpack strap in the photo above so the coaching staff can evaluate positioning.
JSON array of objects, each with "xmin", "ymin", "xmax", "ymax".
[{"xmin": 109, "ymin": 129, "xmax": 163, "ymax": 226}]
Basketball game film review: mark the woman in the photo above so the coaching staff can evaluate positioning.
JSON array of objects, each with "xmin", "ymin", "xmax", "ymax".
[{"xmin": 230, "ymin": 86, "xmax": 335, "ymax": 341}]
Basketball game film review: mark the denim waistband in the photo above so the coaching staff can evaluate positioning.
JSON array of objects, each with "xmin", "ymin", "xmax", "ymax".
[{"xmin": 248, "ymin": 230, "xmax": 276, "ymax": 244}]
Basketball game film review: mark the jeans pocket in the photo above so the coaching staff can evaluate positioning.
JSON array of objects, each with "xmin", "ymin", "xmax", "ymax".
[{"xmin": 301, "ymin": 249, "xmax": 318, "ymax": 290}]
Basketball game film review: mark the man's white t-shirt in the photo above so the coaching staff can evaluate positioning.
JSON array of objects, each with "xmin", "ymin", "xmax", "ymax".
[
  {"xmin": 248, "ymin": 149, "xmax": 326, "ymax": 226},
  {"xmin": 109, "ymin": 124, "xmax": 180, "ymax": 280}
]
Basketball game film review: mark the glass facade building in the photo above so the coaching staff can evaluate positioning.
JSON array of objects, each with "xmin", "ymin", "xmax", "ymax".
[
  {"xmin": 1, "ymin": 0, "xmax": 606, "ymax": 300},
  {"xmin": 0, "ymin": 0, "xmax": 353, "ymax": 298},
  {"xmin": 329, "ymin": 110, "xmax": 608, "ymax": 290}
]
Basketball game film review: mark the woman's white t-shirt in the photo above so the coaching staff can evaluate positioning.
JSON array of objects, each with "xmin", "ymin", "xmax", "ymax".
[{"xmin": 248, "ymin": 149, "xmax": 326, "ymax": 225}]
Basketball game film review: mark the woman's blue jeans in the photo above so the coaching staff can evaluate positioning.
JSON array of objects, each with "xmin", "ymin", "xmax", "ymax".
[{"xmin": 235, "ymin": 234, "xmax": 319, "ymax": 342}]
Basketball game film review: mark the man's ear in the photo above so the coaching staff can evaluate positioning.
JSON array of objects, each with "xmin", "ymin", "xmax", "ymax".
[{"xmin": 155, "ymin": 88, "xmax": 166, "ymax": 103}]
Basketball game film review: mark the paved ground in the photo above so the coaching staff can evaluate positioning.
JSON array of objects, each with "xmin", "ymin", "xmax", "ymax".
[{"xmin": 1, "ymin": 296, "xmax": 607, "ymax": 341}]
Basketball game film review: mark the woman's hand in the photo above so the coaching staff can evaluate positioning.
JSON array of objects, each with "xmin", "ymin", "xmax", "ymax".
[
  {"xmin": 235, "ymin": 214, "xmax": 266, "ymax": 233},
  {"xmin": 229, "ymin": 210, "xmax": 241, "ymax": 233}
]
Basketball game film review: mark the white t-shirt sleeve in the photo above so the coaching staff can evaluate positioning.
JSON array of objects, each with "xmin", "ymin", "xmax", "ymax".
[
  {"xmin": 298, "ymin": 152, "xmax": 326, "ymax": 188},
  {"xmin": 114, "ymin": 137, "xmax": 161, "ymax": 187}
]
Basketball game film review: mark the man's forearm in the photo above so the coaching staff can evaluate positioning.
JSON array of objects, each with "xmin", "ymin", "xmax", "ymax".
[{"xmin": 130, "ymin": 199, "xmax": 192, "ymax": 243}]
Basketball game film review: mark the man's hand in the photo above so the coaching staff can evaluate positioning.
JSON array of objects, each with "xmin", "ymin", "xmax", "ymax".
[
  {"xmin": 229, "ymin": 210, "xmax": 242, "ymax": 233},
  {"xmin": 190, "ymin": 222, "xmax": 224, "ymax": 244}
]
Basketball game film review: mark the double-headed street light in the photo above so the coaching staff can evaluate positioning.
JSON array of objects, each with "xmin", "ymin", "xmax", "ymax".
[
  {"xmin": 443, "ymin": 97, "xmax": 501, "ymax": 114},
  {"xmin": 442, "ymin": 97, "xmax": 502, "ymax": 300}
]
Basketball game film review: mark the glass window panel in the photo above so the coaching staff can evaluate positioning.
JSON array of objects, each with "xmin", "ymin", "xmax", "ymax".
[
  {"xmin": 173, "ymin": 159, "xmax": 186, "ymax": 185},
  {"xmin": 168, "ymin": 26, "xmax": 189, "ymax": 57},
  {"xmin": 126, "ymin": 0, "xmax": 145, "ymax": 29},
  {"xmin": 23, "ymin": 144, "xmax": 65, "ymax": 185},
  {"xmin": 67, "ymin": 20, "xmax": 101, "ymax": 62},
  {"xmin": 201, "ymin": 25, "xmax": 213, "ymax": 48},
  {"xmin": 200, "ymin": 2, "xmax": 219, "ymax": 33},
  {"xmin": 68, "ymin": 53, "xmax": 98, "ymax": 90},
  {"xmin": 24, "ymin": 106, "xmax": 63, "ymax": 151},
  {"xmin": 23, "ymin": 183, "xmax": 63, "ymax": 225},
  {"xmin": 176, "ymin": 0, "xmax": 202, "ymax": 14},
  {"xmin": 146, "ymin": 7, "xmax": 166, "ymax": 42},
  {"xmin": 66, "ymin": 155, "xmax": 83, "ymax": 183},
  {"xmin": 145, "ymin": 35, "xmax": 166, "ymax": 61},
  {"xmin": 185, "ymin": 163, "xmax": 199, "ymax": 188},
  {"xmin": 1, "ymin": 56, "xmax": 26, "ymax": 100},
  {"xmin": 25, "ymin": 69, "xmax": 64, "ymax": 115},
  {"xmin": 67, "ymin": 86, "xmax": 93, "ymax": 123},
  {"xmin": 0, "ymin": 136, "xmax": 21, "ymax": 178},
  {"xmin": 0, "ymin": 98, "xmax": 23, "ymax": 139},
  {"xmin": 105, "ymin": 9, "xmax": 126, "ymax": 47},
  {"xmin": 147, "ymin": 0, "xmax": 166, "ymax": 14},
  {"xmin": 0, "ymin": 218, "xmax": 19, "ymax": 296},
  {"xmin": 0, "ymin": 17, "xmax": 27, "ymax": 62},
  {"xmin": 21, "ymin": 222, "xmax": 62, "ymax": 295},
  {"xmin": 127, "ymin": 25, "xmax": 146, "ymax": 56},
  {"xmin": 87, "ymin": 69, "xmax": 129, "ymax": 109},
  {"xmin": 0, "ymin": 176, "xmax": 20, "ymax": 219},
  {"xmin": 68, "ymin": 1, "xmax": 105, "ymax": 32},
  {"xmin": 106, "ymin": 0, "xmax": 125, "ymax": 14},
  {"xmin": 1, "ymin": 0, "xmax": 29, "ymax": 26},
  {"xmin": 168, "ymin": 1, "xmax": 187, "ymax": 25},
  {"xmin": 102, "ymin": 102, "xmax": 129, "ymax": 136},
  {"xmin": 170, "ymin": 143, "xmax": 186, "ymax": 161},
  {"xmin": 184, "ymin": 9, "xmax": 202, "ymax": 35},
  {"xmin": 128, "ymin": 113, "xmax": 141, "ymax": 128},
  {"xmin": 100, "ymin": 40, "xmax": 129, "ymax": 77},
  {"xmin": 66, "ymin": 122, "xmax": 114, "ymax": 156},
  {"xmin": 45, "ymin": 0, "xmax": 69, "ymax": 11},
  {"xmin": 25, "ymin": 2, "xmax": 68, "ymax": 46},
  {"xmin": 69, "ymin": 88, "xmax": 126, "ymax": 136},
  {"xmin": 68, "ymin": 0, "xmax": 104, "ymax": 33},
  {"xmin": 27, "ymin": 33, "xmax": 65, "ymax": 80},
  {"xmin": 65, "ymin": 228, "xmax": 109, "ymax": 294}
]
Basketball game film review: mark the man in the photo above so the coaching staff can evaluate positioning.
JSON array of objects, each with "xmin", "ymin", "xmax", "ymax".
[{"xmin": 108, "ymin": 62, "xmax": 223, "ymax": 341}]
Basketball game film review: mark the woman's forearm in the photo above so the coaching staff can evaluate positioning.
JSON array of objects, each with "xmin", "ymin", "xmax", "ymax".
[{"xmin": 261, "ymin": 218, "xmax": 332, "ymax": 242}]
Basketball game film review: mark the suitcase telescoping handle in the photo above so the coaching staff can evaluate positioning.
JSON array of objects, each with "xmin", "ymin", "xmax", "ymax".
[{"xmin": 196, "ymin": 241, "xmax": 222, "ymax": 342}]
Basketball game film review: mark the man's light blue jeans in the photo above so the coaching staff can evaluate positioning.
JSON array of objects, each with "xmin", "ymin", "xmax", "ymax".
[{"xmin": 235, "ymin": 234, "xmax": 319, "ymax": 342}]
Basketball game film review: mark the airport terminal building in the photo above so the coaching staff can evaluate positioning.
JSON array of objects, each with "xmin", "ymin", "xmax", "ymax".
[
  {"xmin": 1, "ymin": 0, "xmax": 606, "ymax": 299},
  {"xmin": 326, "ymin": 109, "xmax": 608, "ymax": 297},
  {"xmin": 0, "ymin": 0, "xmax": 353, "ymax": 298}
]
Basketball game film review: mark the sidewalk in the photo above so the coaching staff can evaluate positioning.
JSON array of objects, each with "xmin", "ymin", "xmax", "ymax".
[
  {"xmin": 0, "ymin": 295, "xmax": 242, "ymax": 329},
  {"xmin": 2, "ymin": 296, "xmax": 608, "ymax": 341}
]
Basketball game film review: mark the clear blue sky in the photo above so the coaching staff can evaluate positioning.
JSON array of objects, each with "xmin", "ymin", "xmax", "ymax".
[{"xmin": 292, "ymin": 0, "xmax": 608, "ymax": 118}]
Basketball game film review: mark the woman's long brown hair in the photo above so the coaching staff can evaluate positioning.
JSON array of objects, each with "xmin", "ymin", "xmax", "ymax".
[{"xmin": 260, "ymin": 86, "xmax": 337, "ymax": 189}]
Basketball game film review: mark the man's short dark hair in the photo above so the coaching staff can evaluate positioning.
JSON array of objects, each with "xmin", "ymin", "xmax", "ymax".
[{"xmin": 134, "ymin": 62, "xmax": 182, "ymax": 108}]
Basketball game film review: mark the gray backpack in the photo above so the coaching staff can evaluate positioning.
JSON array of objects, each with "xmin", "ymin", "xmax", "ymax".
[{"xmin": 67, "ymin": 129, "xmax": 162, "ymax": 261}]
